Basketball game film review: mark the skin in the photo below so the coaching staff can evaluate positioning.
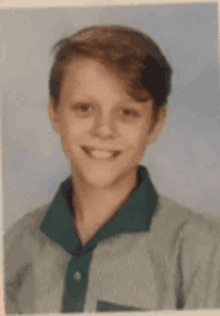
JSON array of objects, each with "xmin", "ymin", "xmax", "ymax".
[{"xmin": 48, "ymin": 58, "xmax": 166, "ymax": 244}]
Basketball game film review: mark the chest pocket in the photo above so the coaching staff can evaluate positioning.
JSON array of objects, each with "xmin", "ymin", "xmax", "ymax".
[{"xmin": 97, "ymin": 301, "xmax": 147, "ymax": 312}]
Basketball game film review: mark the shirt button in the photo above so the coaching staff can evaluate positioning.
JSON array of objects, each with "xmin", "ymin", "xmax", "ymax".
[{"xmin": 73, "ymin": 271, "xmax": 81, "ymax": 281}]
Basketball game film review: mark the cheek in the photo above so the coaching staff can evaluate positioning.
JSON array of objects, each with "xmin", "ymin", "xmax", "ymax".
[
  {"xmin": 122, "ymin": 124, "xmax": 149, "ymax": 148},
  {"xmin": 61, "ymin": 113, "xmax": 93, "ymax": 138},
  {"xmin": 72, "ymin": 121, "xmax": 91, "ymax": 135},
  {"xmin": 71, "ymin": 118, "xmax": 94, "ymax": 136}
]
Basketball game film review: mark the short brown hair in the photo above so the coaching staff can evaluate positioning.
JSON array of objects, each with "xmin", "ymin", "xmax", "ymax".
[{"xmin": 49, "ymin": 25, "xmax": 173, "ymax": 122}]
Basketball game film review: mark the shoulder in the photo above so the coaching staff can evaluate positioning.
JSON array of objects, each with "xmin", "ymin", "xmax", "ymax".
[
  {"xmin": 4, "ymin": 203, "xmax": 50, "ymax": 255},
  {"xmin": 153, "ymin": 194, "xmax": 220, "ymax": 248},
  {"xmin": 4, "ymin": 203, "xmax": 51, "ymax": 285}
]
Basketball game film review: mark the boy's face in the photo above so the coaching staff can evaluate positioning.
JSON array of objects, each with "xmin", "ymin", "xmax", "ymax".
[{"xmin": 49, "ymin": 58, "xmax": 165, "ymax": 189}]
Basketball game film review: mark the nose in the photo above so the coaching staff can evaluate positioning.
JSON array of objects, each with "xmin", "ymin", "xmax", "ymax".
[{"xmin": 91, "ymin": 113, "xmax": 116, "ymax": 139}]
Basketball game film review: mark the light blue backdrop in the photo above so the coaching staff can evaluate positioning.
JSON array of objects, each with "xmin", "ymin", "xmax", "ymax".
[{"xmin": 1, "ymin": 3, "xmax": 219, "ymax": 232}]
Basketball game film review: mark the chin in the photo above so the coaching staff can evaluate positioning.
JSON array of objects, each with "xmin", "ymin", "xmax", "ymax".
[
  {"xmin": 74, "ymin": 161, "xmax": 129, "ymax": 189},
  {"xmin": 84, "ymin": 166, "xmax": 121, "ymax": 189}
]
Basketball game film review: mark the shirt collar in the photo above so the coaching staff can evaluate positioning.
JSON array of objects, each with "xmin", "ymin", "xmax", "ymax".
[{"xmin": 40, "ymin": 165, "xmax": 158, "ymax": 255}]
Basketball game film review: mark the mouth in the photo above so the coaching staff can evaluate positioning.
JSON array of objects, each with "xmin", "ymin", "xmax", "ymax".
[{"xmin": 81, "ymin": 146, "xmax": 121, "ymax": 160}]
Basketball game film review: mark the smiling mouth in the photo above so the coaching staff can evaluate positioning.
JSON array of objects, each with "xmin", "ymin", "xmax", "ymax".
[{"xmin": 81, "ymin": 146, "xmax": 121, "ymax": 159}]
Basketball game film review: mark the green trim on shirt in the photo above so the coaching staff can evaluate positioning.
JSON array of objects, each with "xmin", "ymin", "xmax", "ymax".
[{"xmin": 40, "ymin": 164, "xmax": 158, "ymax": 312}]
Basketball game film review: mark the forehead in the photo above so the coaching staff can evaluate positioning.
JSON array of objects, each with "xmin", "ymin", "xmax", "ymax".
[
  {"xmin": 64, "ymin": 58, "xmax": 124, "ymax": 82},
  {"xmin": 62, "ymin": 58, "xmax": 131, "ymax": 98},
  {"xmin": 59, "ymin": 57, "xmax": 152, "ymax": 108}
]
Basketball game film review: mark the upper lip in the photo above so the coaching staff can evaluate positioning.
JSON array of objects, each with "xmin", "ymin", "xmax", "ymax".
[{"xmin": 82, "ymin": 146, "xmax": 121, "ymax": 153}]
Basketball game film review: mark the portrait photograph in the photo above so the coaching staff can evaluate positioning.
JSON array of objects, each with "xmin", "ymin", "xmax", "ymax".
[{"xmin": 1, "ymin": 0, "xmax": 220, "ymax": 315}]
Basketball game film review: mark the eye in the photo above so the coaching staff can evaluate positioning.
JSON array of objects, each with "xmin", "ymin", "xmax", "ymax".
[
  {"xmin": 72, "ymin": 103, "xmax": 93, "ymax": 117},
  {"xmin": 121, "ymin": 108, "xmax": 139, "ymax": 118},
  {"xmin": 74, "ymin": 104, "xmax": 91, "ymax": 112}
]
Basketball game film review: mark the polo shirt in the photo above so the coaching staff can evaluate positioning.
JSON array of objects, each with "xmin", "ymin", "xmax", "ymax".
[{"xmin": 40, "ymin": 164, "xmax": 158, "ymax": 313}]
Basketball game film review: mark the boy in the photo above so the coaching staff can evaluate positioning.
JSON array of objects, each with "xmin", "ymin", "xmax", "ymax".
[{"xmin": 4, "ymin": 25, "xmax": 220, "ymax": 314}]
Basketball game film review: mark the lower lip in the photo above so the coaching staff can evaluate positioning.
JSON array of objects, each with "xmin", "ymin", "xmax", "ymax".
[{"xmin": 81, "ymin": 147, "xmax": 121, "ymax": 160}]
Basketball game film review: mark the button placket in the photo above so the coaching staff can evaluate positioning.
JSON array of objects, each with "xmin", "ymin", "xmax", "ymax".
[{"xmin": 73, "ymin": 271, "xmax": 82, "ymax": 281}]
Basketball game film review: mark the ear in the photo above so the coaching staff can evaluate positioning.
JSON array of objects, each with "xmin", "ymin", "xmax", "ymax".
[
  {"xmin": 147, "ymin": 106, "xmax": 166, "ymax": 146},
  {"xmin": 48, "ymin": 98, "xmax": 62, "ymax": 135}
]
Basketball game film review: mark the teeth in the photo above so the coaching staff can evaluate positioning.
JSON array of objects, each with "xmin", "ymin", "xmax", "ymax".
[
  {"xmin": 90, "ymin": 150, "xmax": 114, "ymax": 159},
  {"xmin": 82, "ymin": 146, "xmax": 120, "ymax": 159}
]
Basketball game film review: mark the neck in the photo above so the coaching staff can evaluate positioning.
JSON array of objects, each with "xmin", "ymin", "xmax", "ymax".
[{"xmin": 71, "ymin": 166, "xmax": 138, "ymax": 227}]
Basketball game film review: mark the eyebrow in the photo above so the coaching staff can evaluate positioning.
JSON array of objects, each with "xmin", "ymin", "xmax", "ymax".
[{"xmin": 69, "ymin": 95, "xmax": 151, "ymax": 110}]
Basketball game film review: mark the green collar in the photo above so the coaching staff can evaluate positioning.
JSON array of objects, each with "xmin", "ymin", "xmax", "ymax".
[{"xmin": 40, "ymin": 165, "xmax": 158, "ymax": 255}]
